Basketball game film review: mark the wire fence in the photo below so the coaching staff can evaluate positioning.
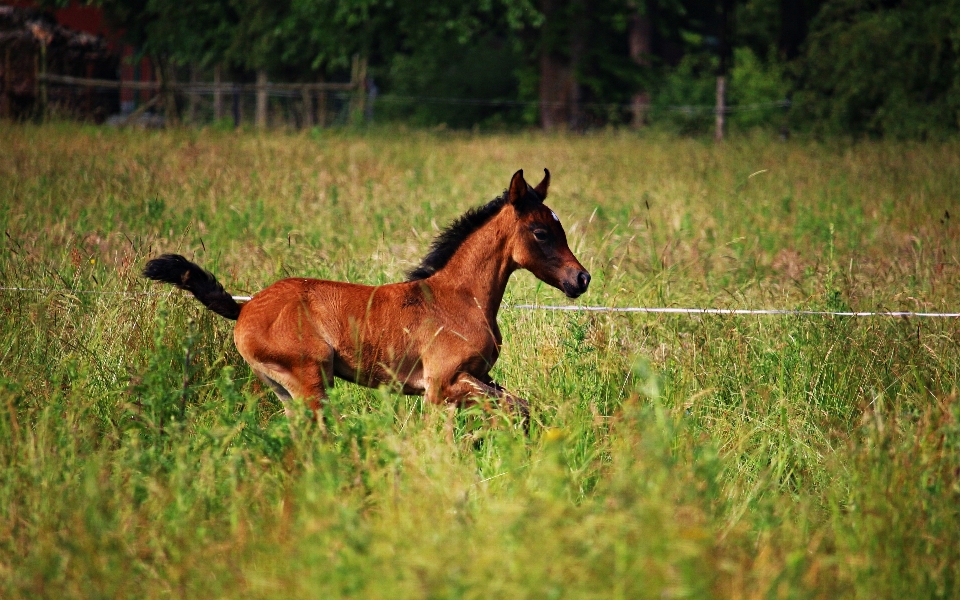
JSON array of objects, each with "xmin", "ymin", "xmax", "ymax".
[
  {"xmin": 25, "ymin": 73, "xmax": 791, "ymax": 130},
  {"xmin": 1, "ymin": 286, "xmax": 956, "ymax": 319}
]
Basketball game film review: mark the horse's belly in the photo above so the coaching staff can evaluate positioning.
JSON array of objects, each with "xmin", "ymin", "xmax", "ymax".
[
  {"xmin": 332, "ymin": 353, "xmax": 425, "ymax": 395},
  {"xmin": 399, "ymin": 365, "xmax": 426, "ymax": 395}
]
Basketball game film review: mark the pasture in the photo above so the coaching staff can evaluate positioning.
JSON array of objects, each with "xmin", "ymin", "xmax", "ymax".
[{"xmin": 1, "ymin": 124, "xmax": 959, "ymax": 598}]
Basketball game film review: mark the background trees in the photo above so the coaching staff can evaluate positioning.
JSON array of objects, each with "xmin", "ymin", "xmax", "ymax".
[{"xmin": 45, "ymin": 0, "xmax": 960, "ymax": 136}]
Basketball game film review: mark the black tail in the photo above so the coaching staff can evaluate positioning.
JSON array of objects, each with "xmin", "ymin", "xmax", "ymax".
[{"xmin": 143, "ymin": 254, "xmax": 242, "ymax": 320}]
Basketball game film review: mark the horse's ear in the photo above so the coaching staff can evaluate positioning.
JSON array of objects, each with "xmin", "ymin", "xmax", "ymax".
[
  {"xmin": 533, "ymin": 168, "xmax": 550, "ymax": 199},
  {"xmin": 507, "ymin": 169, "xmax": 527, "ymax": 205}
]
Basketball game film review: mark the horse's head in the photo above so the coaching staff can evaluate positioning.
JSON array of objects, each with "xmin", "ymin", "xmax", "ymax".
[{"xmin": 505, "ymin": 169, "xmax": 591, "ymax": 299}]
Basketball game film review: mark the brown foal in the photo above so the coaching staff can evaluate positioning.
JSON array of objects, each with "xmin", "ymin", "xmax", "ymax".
[{"xmin": 143, "ymin": 169, "xmax": 590, "ymax": 421}]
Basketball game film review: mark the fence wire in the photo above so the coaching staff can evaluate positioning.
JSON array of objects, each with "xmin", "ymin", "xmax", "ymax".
[
  {"xmin": 1, "ymin": 286, "xmax": 956, "ymax": 319},
  {"xmin": 33, "ymin": 76, "xmax": 790, "ymax": 128}
]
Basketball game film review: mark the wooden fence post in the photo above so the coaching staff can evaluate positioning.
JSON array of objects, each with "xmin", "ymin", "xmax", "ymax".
[
  {"xmin": 2, "ymin": 47, "xmax": 10, "ymax": 119},
  {"xmin": 38, "ymin": 43, "xmax": 48, "ymax": 121},
  {"xmin": 213, "ymin": 65, "xmax": 223, "ymax": 122},
  {"xmin": 255, "ymin": 69, "xmax": 267, "ymax": 129},
  {"xmin": 350, "ymin": 55, "xmax": 367, "ymax": 124},
  {"xmin": 357, "ymin": 57, "xmax": 367, "ymax": 120},
  {"xmin": 84, "ymin": 61, "xmax": 93, "ymax": 117},
  {"xmin": 301, "ymin": 85, "xmax": 313, "ymax": 128},
  {"xmin": 232, "ymin": 82, "xmax": 240, "ymax": 128},
  {"xmin": 715, "ymin": 75, "xmax": 726, "ymax": 142},
  {"xmin": 317, "ymin": 75, "xmax": 326, "ymax": 128},
  {"xmin": 349, "ymin": 55, "xmax": 358, "ymax": 121},
  {"xmin": 187, "ymin": 65, "xmax": 198, "ymax": 124},
  {"xmin": 158, "ymin": 58, "xmax": 178, "ymax": 126}
]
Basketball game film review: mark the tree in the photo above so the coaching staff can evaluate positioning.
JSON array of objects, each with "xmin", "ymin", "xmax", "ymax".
[
  {"xmin": 792, "ymin": 0, "xmax": 960, "ymax": 138},
  {"xmin": 628, "ymin": 1, "xmax": 654, "ymax": 127}
]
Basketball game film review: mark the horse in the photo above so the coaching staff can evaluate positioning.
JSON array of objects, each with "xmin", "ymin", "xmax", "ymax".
[{"xmin": 143, "ymin": 169, "xmax": 590, "ymax": 424}]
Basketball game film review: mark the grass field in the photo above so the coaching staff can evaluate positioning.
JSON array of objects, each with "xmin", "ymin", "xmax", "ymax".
[{"xmin": 1, "ymin": 123, "xmax": 959, "ymax": 598}]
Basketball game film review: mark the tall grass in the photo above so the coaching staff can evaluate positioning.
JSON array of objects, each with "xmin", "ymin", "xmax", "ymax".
[{"xmin": 1, "ymin": 123, "xmax": 958, "ymax": 598}]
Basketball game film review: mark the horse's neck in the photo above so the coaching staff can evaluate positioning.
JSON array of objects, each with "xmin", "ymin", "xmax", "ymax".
[{"xmin": 431, "ymin": 221, "xmax": 516, "ymax": 322}]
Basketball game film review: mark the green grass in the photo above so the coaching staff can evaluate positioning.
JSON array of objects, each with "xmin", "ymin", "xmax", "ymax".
[{"xmin": 1, "ymin": 123, "xmax": 959, "ymax": 598}]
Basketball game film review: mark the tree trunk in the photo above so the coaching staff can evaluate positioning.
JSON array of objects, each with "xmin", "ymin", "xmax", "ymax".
[
  {"xmin": 568, "ymin": 0, "xmax": 585, "ymax": 130},
  {"xmin": 779, "ymin": 0, "xmax": 806, "ymax": 60},
  {"xmin": 255, "ymin": 69, "xmax": 267, "ymax": 129},
  {"xmin": 539, "ymin": 53, "xmax": 572, "ymax": 130},
  {"xmin": 715, "ymin": 0, "xmax": 733, "ymax": 142},
  {"xmin": 628, "ymin": 3, "xmax": 653, "ymax": 128},
  {"xmin": 539, "ymin": 0, "xmax": 573, "ymax": 130},
  {"xmin": 718, "ymin": 0, "xmax": 733, "ymax": 75}
]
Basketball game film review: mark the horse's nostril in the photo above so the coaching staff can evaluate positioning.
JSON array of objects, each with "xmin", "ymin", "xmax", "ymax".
[{"xmin": 578, "ymin": 271, "xmax": 591, "ymax": 290}]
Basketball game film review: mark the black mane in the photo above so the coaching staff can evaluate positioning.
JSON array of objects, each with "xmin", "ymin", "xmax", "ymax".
[{"xmin": 406, "ymin": 192, "xmax": 508, "ymax": 281}]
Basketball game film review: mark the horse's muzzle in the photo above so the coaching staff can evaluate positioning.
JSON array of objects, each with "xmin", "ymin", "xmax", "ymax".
[{"xmin": 562, "ymin": 269, "xmax": 591, "ymax": 298}]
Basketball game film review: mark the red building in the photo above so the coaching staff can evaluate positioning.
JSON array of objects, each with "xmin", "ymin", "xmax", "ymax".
[
  {"xmin": 2, "ymin": 0, "xmax": 154, "ymax": 114},
  {"xmin": 43, "ymin": 1, "xmax": 155, "ymax": 109}
]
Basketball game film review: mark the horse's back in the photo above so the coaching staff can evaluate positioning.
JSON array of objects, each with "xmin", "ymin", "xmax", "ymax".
[
  {"xmin": 234, "ymin": 277, "xmax": 423, "ymax": 385},
  {"xmin": 236, "ymin": 277, "xmax": 379, "ymax": 338}
]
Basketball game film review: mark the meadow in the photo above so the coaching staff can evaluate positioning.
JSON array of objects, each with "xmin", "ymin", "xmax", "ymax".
[{"xmin": 1, "ymin": 123, "xmax": 959, "ymax": 598}]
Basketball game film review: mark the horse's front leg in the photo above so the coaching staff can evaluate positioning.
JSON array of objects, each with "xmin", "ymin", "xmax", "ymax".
[
  {"xmin": 479, "ymin": 375, "xmax": 530, "ymax": 426},
  {"xmin": 427, "ymin": 373, "xmax": 530, "ymax": 431}
]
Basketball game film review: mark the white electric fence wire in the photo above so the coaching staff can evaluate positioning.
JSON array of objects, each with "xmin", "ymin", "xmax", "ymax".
[
  {"xmin": 2, "ymin": 287, "xmax": 958, "ymax": 318},
  {"xmin": 0, "ymin": 286, "xmax": 159, "ymax": 296},
  {"xmin": 511, "ymin": 304, "xmax": 960, "ymax": 318}
]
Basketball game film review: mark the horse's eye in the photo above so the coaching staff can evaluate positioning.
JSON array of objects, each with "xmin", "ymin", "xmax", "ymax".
[{"xmin": 533, "ymin": 229, "xmax": 549, "ymax": 242}]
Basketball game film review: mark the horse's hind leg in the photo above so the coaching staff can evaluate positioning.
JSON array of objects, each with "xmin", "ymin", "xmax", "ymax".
[
  {"xmin": 236, "ymin": 319, "xmax": 334, "ymax": 421},
  {"xmin": 287, "ymin": 358, "xmax": 334, "ymax": 417},
  {"xmin": 250, "ymin": 358, "xmax": 332, "ymax": 421},
  {"xmin": 254, "ymin": 369, "xmax": 293, "ymax": 402}
]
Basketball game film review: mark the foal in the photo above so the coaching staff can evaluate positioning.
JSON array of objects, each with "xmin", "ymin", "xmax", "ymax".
[{"xmin": 144, "ymin": 169, "xmax": 590, "ymax": 419}]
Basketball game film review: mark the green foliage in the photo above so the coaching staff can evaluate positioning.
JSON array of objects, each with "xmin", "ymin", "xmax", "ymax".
[
  {"xmin": 653, "ymin": 51, "xmax": 717, "ymax": 134},
  {"xmin": 653, "ymin": 46, "xmax": 789, "ymax": 134},
  {"xmin": 73, "ymin": 0, "xmax": 960, "ymax": 136},
  {"xmin": 728, "ymin": 46, "xmax": 789, "ymax": 129},
  {"xmin": 792, "ymin": 0, "xmax": 960, "ymax": 138},
  {"xmin": 380, "ymin": 33, "xmax": 526, "ymax": 128},
  {"xmin": 96, "ymin": 0, "xmax": 239, "ymax": 67}
]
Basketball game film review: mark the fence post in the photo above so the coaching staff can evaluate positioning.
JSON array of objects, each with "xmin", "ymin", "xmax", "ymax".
[
  {"xmin": 714, "ymin": 75, "xmax": 726, "ymax": 142},
  {"xmin": 187, "ymin": 64, "xmax": 198, "ymax": 124},
  {"xmin": 232, "ymin": 81, "xmax": 240, "ymax": 128},
  {"xmin": 317, "ymin": 75, "xmax": 326, "ymax": 128},
  {"xmin": 255, "ymin": 69, "xmax": 267, "ymax": 129},
  {"xmin": 301, "ymin": 85, "xmax": 313, "ymax": 128},
  {"xmin": 84, "ymin": 61, "xmax": 93, "ymax": 117},
  {"xmin": 213, "ymin": 65, "xmax": 223, "ymax": 122},
  {"xmin": 2, "ymin": 47, "xmax": 10, "ymax": 119},
  {"xmin": 37, "ymin": 43, "xmax": 48, "ymax": 121},
  {"xmin": 350, "ymin": 55, "xmax": 366, "ymax": 125},
  {"xmin": 350, "ymin": 55, "xmax": 358, "ymax": 120},
  {"xmin": 160, "ymin": 59, "xmax": 178, "ymax": 126},
  {"xmin": 358, "ymin": 57, "xmax": 367, "ymax": 119}
]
